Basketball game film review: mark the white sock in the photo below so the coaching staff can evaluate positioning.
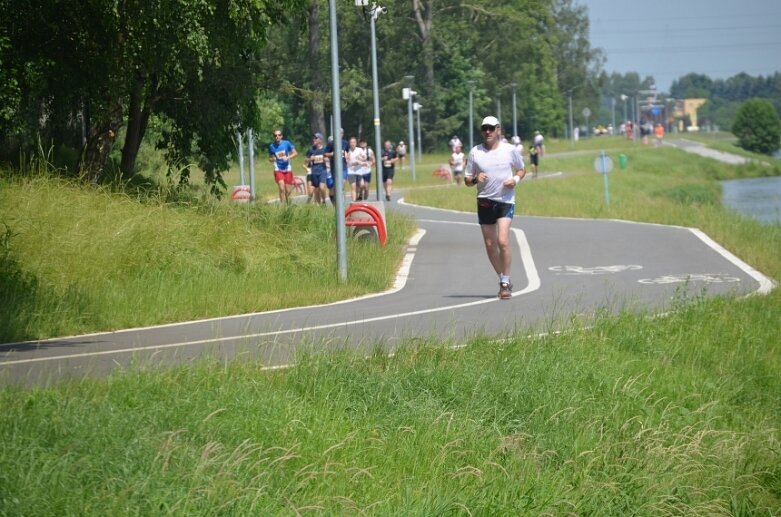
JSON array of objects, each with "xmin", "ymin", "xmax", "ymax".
[{"xmin": 500, "ymin": 274, "xmax": 510, "ymax": 284}]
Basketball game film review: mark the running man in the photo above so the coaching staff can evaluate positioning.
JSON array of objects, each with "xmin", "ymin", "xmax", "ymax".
[
  {"xmin": 466, "ymin": 116, "xmax": 526, "ymax": 300},
  {"xmin": 449, "ymin": 144, "xmax": 465, "ymax": 185},
  {"xmin": 268, "ymin": 129, "xmax": 298, "ymax": 203},
  {"xmin": 305, "ymin": 133, "xmax": 329, "ymax": 204},
  {"xmin": 381, "ymin": 139, "xmax": 398, "ymax": 201}
]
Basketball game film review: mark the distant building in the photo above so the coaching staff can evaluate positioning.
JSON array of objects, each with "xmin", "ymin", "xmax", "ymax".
[{"xmin": 682, "ymin": 98, "xmax": 707, "ymax": 132}]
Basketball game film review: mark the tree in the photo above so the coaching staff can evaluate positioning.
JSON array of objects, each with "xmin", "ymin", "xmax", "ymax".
[
  {"xmin": 1, "ymin": 0, "xmax": 307, "ymax": 187},
  {"xmin": 732, "ymin": 98, "xmax": 781, "ymax": 155},
  {"xmin": 551, "ymin": 0, "xmax": 603, "ymax": 133},
  {"xmin": 670, "ymin": 73, "xmax": 712, "ymax": 99}
]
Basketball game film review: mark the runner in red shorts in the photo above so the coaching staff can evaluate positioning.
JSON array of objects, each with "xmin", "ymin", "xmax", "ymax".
[{"xmin": 268, "ymin": 129, "xmax": 298, "ymax": 203}]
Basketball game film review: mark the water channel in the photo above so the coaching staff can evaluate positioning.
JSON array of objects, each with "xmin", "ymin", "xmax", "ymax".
[{"xmin": 721, "ymin": 176, "xmax": 781, "ymax": 225}]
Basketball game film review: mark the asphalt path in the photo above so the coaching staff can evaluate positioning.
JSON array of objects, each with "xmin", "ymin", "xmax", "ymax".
[
  {"xmin": 666, "ymin": 138, "xmax": 753, "ymax": 165},
  {"xmin": 1, "ymin": 187, "xmax": 774, "ymax": 386}
]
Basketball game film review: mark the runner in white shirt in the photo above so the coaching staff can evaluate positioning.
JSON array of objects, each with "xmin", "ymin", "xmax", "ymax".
[
  {"xmin": 346, "ymin": 137, "xmax": 368, "ymax": 201},
  {"xmin": 449, "ymin": 145, "xmax": 465, "ymax": 185},
  {"xmin": 466, "ymin": 116, "xmax": 526, "ymax": 299}
]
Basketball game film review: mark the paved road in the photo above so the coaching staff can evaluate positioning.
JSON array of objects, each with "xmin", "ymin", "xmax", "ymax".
[
  {"xmin": 1, "ymin": 195, "xmax": 774, "ymax": 386},
  {"xmin": 666, "ymin": 138, "xmax": 753, "ymax": 165}
]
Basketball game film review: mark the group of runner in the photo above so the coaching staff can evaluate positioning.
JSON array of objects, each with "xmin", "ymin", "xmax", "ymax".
[
  {"xmin": 268, "ymin": 129, "xmax": 409, "ymax": 204},
  {"xmin": 268, "ymin": 119, "xmax": 543, "ymax": 301}
]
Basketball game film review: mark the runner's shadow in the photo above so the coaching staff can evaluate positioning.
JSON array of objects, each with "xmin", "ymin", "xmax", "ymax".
[{"xmin": 0, "ymin": 339, "xmax": 109, "ymax": 353}]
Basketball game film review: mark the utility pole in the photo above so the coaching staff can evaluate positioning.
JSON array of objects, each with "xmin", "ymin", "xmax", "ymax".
[
  {"xmin": 466, "ymin": 80, "xmax": 475, "ymax": 151},
  {"xmin": 368, "ymin": 3, "xmax": 386, "ymax": 201},
  {"xmin": 510, "ymin": 82, "xmax": 518, "ymax": 138},
  {"xmin": 404, "ymin": 75, "xmax": 416, "ymax": 181}
]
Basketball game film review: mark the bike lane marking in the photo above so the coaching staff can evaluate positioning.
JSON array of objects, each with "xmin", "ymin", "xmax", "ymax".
[{"xmin": 0, "ymin": 222, "xmax": 540, "ymax": 367}]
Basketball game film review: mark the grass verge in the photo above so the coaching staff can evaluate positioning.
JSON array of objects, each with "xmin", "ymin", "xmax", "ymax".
[
  {"xmin": 0, "ymin": 174, "xmax": 415, "ymax": 342},
  {"xmin": 1, "ymin": 137, "xmax": 779, "ymax": 514},
  {"xmin": 1, "ymin": 293, "xmax": 779, "ymax": 514}
]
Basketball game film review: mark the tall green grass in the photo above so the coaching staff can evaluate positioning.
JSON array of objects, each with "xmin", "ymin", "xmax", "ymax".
[
  {"xmin": 1, "ymin": 292, "xmax": 779, "ymax": 514},
  {"xmin": 0, "ymin": 174, "xmax": 415, "ymax": 342}
]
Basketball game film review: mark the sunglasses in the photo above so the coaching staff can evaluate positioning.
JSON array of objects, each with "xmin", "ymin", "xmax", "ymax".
[
  {"xmin": 481, "ymin": 125, "xmax": 498, "ymax": 132},
  {"xmin": 273, "ymin": 133, "xmax": 282, "ymax": 137}
]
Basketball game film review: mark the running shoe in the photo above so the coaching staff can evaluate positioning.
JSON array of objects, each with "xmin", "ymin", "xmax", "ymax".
[{"xmin": 498, "ymin": 281, "xmax": 513, "ymax": 300}]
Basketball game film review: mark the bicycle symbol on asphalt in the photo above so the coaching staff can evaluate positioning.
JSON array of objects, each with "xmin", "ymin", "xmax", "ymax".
[
  {"xmin": 637, "ymin": 273, "xmax": 741, "ymax": 285},
  {"xmin": 548, "ymin": 265, "xmax": 643, "ymax": 275}
]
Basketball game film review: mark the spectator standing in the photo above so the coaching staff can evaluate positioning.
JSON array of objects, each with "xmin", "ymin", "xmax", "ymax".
[
  {"xmin": 381, "ymin": 139, "xmax": 398, "ymax": 201},
  {"xmin": 466, "ymin": 116, "xmax": 526, "ymax": 300},
  {"xmin": 268, "ymin": 129, "xmax": 298, "ymax": 203}
]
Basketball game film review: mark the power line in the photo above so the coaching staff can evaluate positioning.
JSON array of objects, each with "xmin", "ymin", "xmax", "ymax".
[
  {"xmin": 601, "ymin": 41, "xmax": 781, "ymax": 54},
  {"xmin": 589, "ymin": 12, "xmax": 781, "ymax": 24},
  {"xmin": 594, "ymin": 24, "xmax": 781, "ymax": 36}
]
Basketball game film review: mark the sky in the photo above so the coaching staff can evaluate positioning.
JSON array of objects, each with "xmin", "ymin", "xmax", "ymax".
[{"xmin": 580, "ymin": 0, "xmax": 781, "ymax": 93}]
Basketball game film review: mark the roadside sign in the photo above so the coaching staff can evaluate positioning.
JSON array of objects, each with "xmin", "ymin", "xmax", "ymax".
[{"xmin": 594, "ymin": 154, "xmax": 614, "ymax": 174}]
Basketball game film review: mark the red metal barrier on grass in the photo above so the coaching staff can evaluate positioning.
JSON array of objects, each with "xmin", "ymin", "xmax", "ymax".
[{"xmin": 344, "ymin": 202, "xmax": 387, "ymax": 246}]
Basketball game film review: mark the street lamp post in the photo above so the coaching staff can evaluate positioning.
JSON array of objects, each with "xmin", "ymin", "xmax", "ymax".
[
  {"xmin": 466, "ymin": 80, "xmax": 475, "ymax": 151},
  {"xmin": 611, "ymin": 97, "xmax": 616, "ymax": 132},
  {"xmin": 510, "ymin": 82, "xmax": 518, "ymax": 138},
  {"xmin": 496, "ymin": 93, "xmax": 502, "ymax": 126},
  {"xmin": 403, "ymin": 75, "xmax": 416, "ymax": 181},
  {"xmin": 634, "ymin": 95, "xmax": 640, "ymax": 142},
  {"xmin": 330, "ymin": 0, "xmax": 347, "ymax": 280},
  {"xmin": 248, "ymin": 128, "xmax": 256, "ymax": 199},
  {"xmin": 568, "ymin": 91, "xmax": 574, "ymax": 145},
  {"xmin": 368, "ymin": 3, "xmax": 386, "ymax": 201},
  {"xmin": 414, "ymin": 102, "xmax": 422, "ymax": 163},
  {"xmin": 620, "ymin": 94, "xmax": 628, "ymax": 124}
]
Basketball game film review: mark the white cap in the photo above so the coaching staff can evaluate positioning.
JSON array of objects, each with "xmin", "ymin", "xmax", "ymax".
[
  {"xmin": 481, "ymin": 116, "xmax": 500, "ymax": 127},
  {"xmin": 511, "ymin": 135, "xmax": 521, "ymax": 144}
]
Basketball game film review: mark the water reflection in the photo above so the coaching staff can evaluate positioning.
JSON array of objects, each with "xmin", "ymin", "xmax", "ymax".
[{"xmin": 721, "ymin": 176, "xmax": 781, "ymax": 224}]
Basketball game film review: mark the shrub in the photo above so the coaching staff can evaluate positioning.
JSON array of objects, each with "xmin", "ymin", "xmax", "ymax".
[{"xmin": 732, "ymin": 98, "xmax": 781, "ymax": 155}]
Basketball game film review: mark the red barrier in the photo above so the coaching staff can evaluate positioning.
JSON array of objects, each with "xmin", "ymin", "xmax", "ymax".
[
  {"xmin": 231, "ymin": 185, "xmax": 251, "ymax": 203},
  {"xmin": 344, "ymin": 203, "xmax": 387, "ymax": 246}
]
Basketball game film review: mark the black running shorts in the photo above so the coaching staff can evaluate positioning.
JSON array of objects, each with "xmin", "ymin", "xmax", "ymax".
[{"xmin": 476, "ymin": 198, "xmax": 514, "ymax": 225}]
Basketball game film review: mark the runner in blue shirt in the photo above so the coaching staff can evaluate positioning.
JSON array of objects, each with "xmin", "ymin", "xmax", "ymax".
[
  {"xmin": 268, "ymin": 129, "xmax": 298, "ymax": 203},
  {"xmin": 305, "ymin": 133, "xmax": 329, "ymax": 204}
]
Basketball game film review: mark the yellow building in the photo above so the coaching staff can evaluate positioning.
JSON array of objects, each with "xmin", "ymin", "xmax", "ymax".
[{"xmin": 683, "ymin": 98, "xmax": 707, "ymax": 131}]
